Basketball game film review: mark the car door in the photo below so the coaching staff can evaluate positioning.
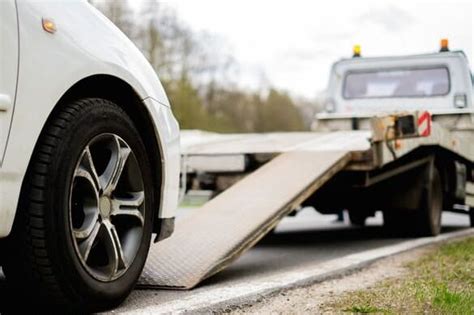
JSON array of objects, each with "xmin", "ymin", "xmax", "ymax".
[{"xmin": 0, "ymin": 0, "xmax": 19, "ymax": 165}]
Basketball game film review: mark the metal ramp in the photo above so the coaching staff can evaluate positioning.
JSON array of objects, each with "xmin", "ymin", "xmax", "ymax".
[{"xmin": 138, "ymin": 151, "xmax": 351, "ymax": 289}]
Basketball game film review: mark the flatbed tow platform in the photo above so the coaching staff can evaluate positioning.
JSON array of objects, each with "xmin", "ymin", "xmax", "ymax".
[{"xmin": 138, "ymin": 115, "xmax": 473, "ymax": 289}]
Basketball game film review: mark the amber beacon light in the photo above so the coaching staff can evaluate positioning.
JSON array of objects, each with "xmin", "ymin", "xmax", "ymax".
[
  {"xmin": 353, "ymin": 44, "xmax": 361, "ymax": 57},
  {"xmin": 440, "ymin": 38, "xmax": 449, "ymax": 52}
]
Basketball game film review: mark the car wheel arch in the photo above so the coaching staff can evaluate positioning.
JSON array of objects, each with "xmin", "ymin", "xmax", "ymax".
[{"xmin": 28, "ymin": 74, "xmax": 164, "ymax": 234}]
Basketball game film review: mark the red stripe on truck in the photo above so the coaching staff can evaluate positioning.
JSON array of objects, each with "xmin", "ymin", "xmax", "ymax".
[{"xmin": 417, "ymin": 111, "xmax": 431, "ymax": 137}]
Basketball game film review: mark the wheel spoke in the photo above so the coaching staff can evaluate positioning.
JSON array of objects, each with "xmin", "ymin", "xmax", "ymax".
[
  {"xmin": 102, "ymin": 220, "xmax": 127, "ymax": 279},
  {"xmin": 110, "ymin": 192, "xmax": 145, "ymax": 226},
  {"xmin": 76, "ymin": 220, "xmax": 101, "ymax": 262},
  {"xmin": 101, "ymin": 137, "xmax": 131, "ymax": 196},
  {"xmin": 74, "ymin": 146, "xmax": 101, "ymax": 194},
  {"xmin": 73, "ymin": 210, "xmax": 100, "ymax": 240}
]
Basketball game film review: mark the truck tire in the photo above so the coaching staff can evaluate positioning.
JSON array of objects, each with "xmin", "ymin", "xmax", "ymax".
[
  {"xmin": 3, "ymin": 99, "xmax": 154, "ymax": 312},
  {"xmin": 383, "ymin": 165, "xmax": 442, "ymax": 236},
  {"xmin": 415, "ymin": 166, "xmax": 443, "ymax": 236},
  {"xmin": 348, "ymin": 210, "xmax": 367, "ymax": 226},
  {"xmin": 382, "ymin": 210, "xmax": 407, "ymax": 234}
]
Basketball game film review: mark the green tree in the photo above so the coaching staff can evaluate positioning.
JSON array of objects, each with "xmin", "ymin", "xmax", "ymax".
[
  {"xmin": 165, "ymin": 77, "xmax": 229, "ymax": 132},
  {"xmin": 89, "ymin": 1, "xmax": 310, "ymax": 133},
  {"xmin": 258, "ymin": 89, "xmax": 306, "ymax": 132},
  {"xmin": 88, "ymin": 0, "xmax": 135, "ymax": 39}
]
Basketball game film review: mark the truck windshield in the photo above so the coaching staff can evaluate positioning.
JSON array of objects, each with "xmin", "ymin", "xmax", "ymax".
[{"xmin": 343, "ymin": 67, "xmax": 450, "ymax": 99}]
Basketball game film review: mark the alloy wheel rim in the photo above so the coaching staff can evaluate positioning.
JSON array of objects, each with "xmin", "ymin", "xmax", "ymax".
[{"xmin": 69, "ymin": 134, "xmax": 145, "ymax": 281}]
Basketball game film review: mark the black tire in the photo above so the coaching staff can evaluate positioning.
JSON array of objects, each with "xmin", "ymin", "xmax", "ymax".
[
  {"xmin": 415, "ymin": 167, "xmax": 443, "ymax": 236},
  {"xmin": 348, "ymin": 210, "xmax": 368, "ymax": 226},
  {"xmin": 3, "ymin": 99, "xmax": 154, "ymax": 312},
  {"xmin": 382, "ymin": 210, "xmax": 407, "ymax": 234},
  {"xmin": 383, "ymin": 209, "xmax": 421, "ymax": 237},
  {"xmin": 383, "ymin": 167, "xmax": 443, "ymax": 237}
]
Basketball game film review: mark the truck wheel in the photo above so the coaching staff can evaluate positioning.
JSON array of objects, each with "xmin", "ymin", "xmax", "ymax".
[
  {"xmin": 3, "ymin": 99, "xmax": 154, "ymax": 312},
  {"xmin": 415, "ymin": 167, "xmax": 443, "ymax": 236},
  {"xmin": 382, "ymin": 210, "xmax": 406, "ymax": 234},
  {"xmin": 348, "ymin": 210, "xmax": 367, "ymax": 226}
]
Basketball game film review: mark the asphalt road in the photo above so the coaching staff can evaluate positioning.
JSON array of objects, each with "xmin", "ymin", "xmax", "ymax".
[
  {"xmin": 118, "ymin": 208, "xmax": 470, "ymax": 313},
  {"xmin": 0, "ymin": 208, "xmax": 470, "ymax": 313}
]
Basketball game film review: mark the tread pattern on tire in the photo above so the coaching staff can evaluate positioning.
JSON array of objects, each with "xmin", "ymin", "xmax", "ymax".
[{"xmin": 5, "ymin": 99, "xmax": 128, "ymax": 307}]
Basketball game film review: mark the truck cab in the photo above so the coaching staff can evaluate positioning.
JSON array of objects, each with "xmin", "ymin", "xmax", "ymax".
[{"xmin": 313, "ymin": 44, "xmax": 474, "ymax": 135}]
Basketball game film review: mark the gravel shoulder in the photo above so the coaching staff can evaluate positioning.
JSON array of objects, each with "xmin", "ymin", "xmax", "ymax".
[{"xmin": 227, "ymin": 246, "xmax": 433, "ymax": 314}]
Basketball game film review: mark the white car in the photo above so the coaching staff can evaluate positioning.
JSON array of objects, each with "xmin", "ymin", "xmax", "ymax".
[{"xmin": 0, "ymin": 0, "xmax": 180, "ymax": 311}]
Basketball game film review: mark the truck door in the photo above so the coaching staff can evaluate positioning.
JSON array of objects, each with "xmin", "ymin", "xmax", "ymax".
[{"xmin": 0, "ymin": 0, "xmax": 19, "ymax": 165}]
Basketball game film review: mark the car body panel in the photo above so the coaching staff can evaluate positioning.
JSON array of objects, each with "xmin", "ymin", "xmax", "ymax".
[
  {"xmin": 0, "ymin": 0, "xmax": 180, "ymax": 238},
  {"xmin": 0, "ymin": 0, "xmax": 19, "ymax": 164}
]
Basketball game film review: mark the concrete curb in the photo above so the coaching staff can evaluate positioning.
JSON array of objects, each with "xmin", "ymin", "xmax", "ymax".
[{"xmin": 132, "ymin": 228, "xmax": 474, "ymax": 314}]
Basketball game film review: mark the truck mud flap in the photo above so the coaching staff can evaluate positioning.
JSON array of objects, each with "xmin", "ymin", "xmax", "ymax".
[{"xmin": 138, "ymin": 151, "xmax": 351, "ymax": 289}]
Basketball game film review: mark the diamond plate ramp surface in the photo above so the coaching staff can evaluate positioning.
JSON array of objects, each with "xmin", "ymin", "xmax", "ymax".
[{"xmin": 138, "ymin": 151, "xmax": 351, "ymax": 289}]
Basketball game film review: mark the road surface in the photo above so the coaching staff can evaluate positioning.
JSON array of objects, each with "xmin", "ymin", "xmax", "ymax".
[
  {"xmin": 0, "ymin": 208, "xmax": 470, "ymax": 313},
  {"xmin": 119, "ymin": 208, "xmax": 470, "ymax": 312}
]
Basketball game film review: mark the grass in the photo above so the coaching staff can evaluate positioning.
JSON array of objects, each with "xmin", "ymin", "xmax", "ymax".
[
  {"xmin": 344, "ymin": 305, "xmax": 386, "ymax": 314},
  {"xmin": 325, "ymin": 237, "xmax": 474, "ymax": 314}
]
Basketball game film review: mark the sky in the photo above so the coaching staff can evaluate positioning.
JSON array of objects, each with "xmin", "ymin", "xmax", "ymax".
[{"xmin": 156, "ymin": 0, "xmax": 473, "ymax": 98}]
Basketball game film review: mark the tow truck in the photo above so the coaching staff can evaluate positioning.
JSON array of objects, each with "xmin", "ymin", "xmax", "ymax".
[{"xmin": 136, "ymin": 40, "xmax": 474, "ymax": 290}]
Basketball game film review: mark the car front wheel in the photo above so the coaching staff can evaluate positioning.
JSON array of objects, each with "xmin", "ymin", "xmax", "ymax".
[{"xmin": 3, "ymin": 98, "xmax": 154, "ymax": 312}]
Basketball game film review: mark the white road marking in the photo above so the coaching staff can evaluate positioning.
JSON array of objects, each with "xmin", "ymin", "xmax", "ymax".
[{"xmin": 125, "ymin": 228, "xmax": 474, "ymax": 315}]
